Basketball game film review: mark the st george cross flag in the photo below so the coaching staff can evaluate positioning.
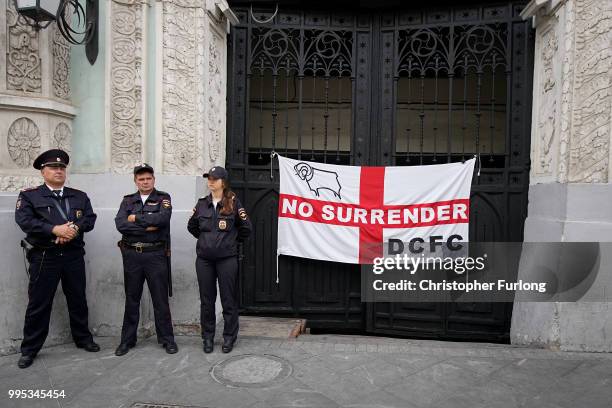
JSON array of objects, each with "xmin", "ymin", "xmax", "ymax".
[{"xmin": 277, "ymin": 155, "xmax": 475, "ymax": 264}]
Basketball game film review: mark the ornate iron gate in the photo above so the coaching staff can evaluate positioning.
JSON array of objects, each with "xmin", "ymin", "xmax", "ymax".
[{"xmin": 227, "ymin": 2, "xmax": 533, "ymax": 340}]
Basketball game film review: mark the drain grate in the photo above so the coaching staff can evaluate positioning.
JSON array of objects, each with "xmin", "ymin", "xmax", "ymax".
[
  {"xmin": 130, "ymin": 404, "xmax": 207, "ymax": 408},
  {"xmin": 210, "ymin": 354, "xmax": 293, "ymax": 388}
]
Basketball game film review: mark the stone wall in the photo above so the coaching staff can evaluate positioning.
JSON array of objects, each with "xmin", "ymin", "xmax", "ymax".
[
  {"xmin": 512, "ymin": 0, "xmax": 612, "ymax": 351},
  {"xmin": 0, "ymin": 0, "xmax": 75, "ymax": 191},
  {"xmin": 0, "ymin": 0, "xmax": 233, "ymax": 355}
]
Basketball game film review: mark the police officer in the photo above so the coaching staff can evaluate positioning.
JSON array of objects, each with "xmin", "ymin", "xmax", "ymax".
[
  {"xmin": 15, "ymin": 149, "xmax": 99, "ymax": 369},
  {"xmin": 114, "ymin": 163, "xmax": 177, "ymax": 356},
  {"xmin": 188, "ymin": 166, "xmax": 252, "ymax": 353}
]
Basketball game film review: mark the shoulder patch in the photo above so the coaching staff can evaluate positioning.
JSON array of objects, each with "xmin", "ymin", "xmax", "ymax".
[
  {"xmin": 238, "ymin": 208, "xmax": 248, "ymax": 221},
  {"xmin": 16, "ymin": 197, "xmax": 22, "ymax": 210},
  {"xmin": 162, "ymin": 198, "xmax": 171, "ymax": 208}
]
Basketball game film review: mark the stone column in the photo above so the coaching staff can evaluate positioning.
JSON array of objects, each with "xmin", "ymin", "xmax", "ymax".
[
  {"xmin": 0, "ymin": 0, "xmax": 75, "ymax": 191},
  {"xmin": 512, "ymin": 0, "xmax": 612, "ymax": 351},
  {"xmin": 158, "ymin": 0, "xmax": 228, "ymax": 174},
  {"xmin": 109, "ymin": 0, "xmax": 146, "ymax": 172}
]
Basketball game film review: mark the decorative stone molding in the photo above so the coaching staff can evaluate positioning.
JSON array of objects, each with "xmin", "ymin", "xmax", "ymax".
[
  {"xmin": 207, "ymin": 31, "xmax": 224, "ymax": 163},
  {"xmin": 161, "ymin": 0, "xmax": 206, "ymax": 174},
  {"xmin": 535, "ymin": 26, "xmax": 559, "ymax": 175},
  {"xmin": 53, "ymin": 122, "xmax": 72, "ymax": 152},
  {"xmin": 52, "ymin": 25, "xmax": 71, "ymax": 100},
  {"xmin": 5, "ymin": 0, "xmax": 42, "ymax": 93},
  {"xmin": 524, "ymin": 0, "xmax": 611, "ymax": 183},
  {"xmin": 0, "ymin": 175, "xmax": 40, "ymax": 192},
  {"xmin": 556, "ymin": 0, "xmax": 575, "ymax": 183},
  {"xmin": 110, "ymin": 0, "xmax": 143, "ymax": 173},
  {"xmin": 566, "ymin": 0, "xmax": 611, "ymax": 182},
  {"xmin": 7, "ymin": 117, "xmax": 40, "ymax": 168}
]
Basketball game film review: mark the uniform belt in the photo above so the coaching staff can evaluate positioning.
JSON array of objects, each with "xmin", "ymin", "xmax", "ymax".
[{"xmin": 119, "ymin": 241, "xmax": 165, "ymax": 253}]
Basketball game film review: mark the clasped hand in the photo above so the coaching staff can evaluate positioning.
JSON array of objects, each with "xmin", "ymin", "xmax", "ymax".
[{"xmin": 52, "ymin": 222, "xmax": 78, "ymax": 245}]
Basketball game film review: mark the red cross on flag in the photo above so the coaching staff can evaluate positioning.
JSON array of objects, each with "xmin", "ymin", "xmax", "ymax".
[{"xmin": 277, "ymin": 155, "xmax": 476, "ymax": 264}]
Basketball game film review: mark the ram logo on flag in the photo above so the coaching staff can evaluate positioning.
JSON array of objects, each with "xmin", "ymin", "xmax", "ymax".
[{"xmin": 277, "ymin": 155, "xmax": 475, "ymax": 264}]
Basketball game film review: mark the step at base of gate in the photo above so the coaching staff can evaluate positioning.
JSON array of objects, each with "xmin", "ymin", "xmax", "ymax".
[{"xmin": 234, "ymin": 316, "xmax": 307, "ymax": 339}]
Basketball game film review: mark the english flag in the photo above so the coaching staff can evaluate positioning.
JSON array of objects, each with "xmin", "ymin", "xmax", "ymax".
[{"xmin": 277, "ymin": 155, "xmax": 476, "ymax": 264}]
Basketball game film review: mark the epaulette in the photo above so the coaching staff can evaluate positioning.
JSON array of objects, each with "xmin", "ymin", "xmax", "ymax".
[
  {"xmin": 21, "ymin": 186, "xmax": 38, "ymax": 192},
  {"xmin": 156, "ymin": 190, "xmax": 170, "ymax": 196}
]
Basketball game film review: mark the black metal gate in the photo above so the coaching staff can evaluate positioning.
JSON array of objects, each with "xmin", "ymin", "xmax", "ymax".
[{"xmin": 227, "ymin": 2, "xmax": 533, "ymax": 341}]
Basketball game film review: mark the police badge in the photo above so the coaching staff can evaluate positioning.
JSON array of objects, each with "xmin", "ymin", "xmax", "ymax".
[{"xmin": 218, "ymin": 219, "xmax": 227, "ymax": 230}]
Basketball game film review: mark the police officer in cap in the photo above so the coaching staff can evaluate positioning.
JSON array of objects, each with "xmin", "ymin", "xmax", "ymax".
[
  {"xmin": 188, "ymin": 166, "xmax": 252, "ymax": 353},
  {"xmin": 15, "ymin": 149, "xmax": 99, "ymax": 369},
  {"xmin": 114, "ymin": 163, "xmax": 177, "ymax": 355}
]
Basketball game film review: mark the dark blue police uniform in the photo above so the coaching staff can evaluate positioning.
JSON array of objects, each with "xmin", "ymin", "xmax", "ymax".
[
  {"xmin": 187, "ymin": 167, "xmax": 252, "ymax": 353},
  {"xmin": 15, "ymin": 150, "xmax": 98, "ymax": 363},
  {"xmin": 115, "ymin": 174, "xmax": 176, "ymax": 353}
]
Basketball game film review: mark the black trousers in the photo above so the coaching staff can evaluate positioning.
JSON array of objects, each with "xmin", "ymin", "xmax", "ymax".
[
  {"xmin": 120, "ymin": 248, "xmax": 174, "ymax": 346},
  {"xmin": 21, "ymin": 249, "xmax": 93, "ymax": 356},
  {"xmin": 195, "ymin": 256, "xmax": 239, "ymax": 342}
]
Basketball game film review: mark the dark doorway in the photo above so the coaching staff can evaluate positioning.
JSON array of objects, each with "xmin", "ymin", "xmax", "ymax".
[{"xmin": 227, "ymin": 2, "xmax": 533, "ymax": 342}]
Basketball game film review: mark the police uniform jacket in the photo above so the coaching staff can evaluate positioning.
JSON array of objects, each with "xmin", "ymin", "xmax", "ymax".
[
  {"xmin": 188, "ymin": 194, "xmax": 252, "ymax": 260},
  {"xmin": 15, "ymin": 185, "xmax": 97, "ymax": 251},
  {"xmin": 115, "ymin": 189, "xmax": 171, "ymax": 244}
]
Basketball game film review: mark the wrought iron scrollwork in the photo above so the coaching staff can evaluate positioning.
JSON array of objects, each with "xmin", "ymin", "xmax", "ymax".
[
  {"xmin": 303, "ymin": 31, "xmax": 352, "ymax": 77},
  {"xmin": 250, "ymin": 28, "xmax": 300, "ymax": 74},
  {"xmin": 397, "ymin": 24, "xmax": 509, "ymax": 76},
  {"xmin": 249, "ymin": 28, "xmax": 353, "ymax": 77}
]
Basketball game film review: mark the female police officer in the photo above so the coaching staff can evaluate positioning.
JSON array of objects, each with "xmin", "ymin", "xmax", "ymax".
[{"xmin": 188, "ymin": 166, "xmax": 251, "ymax": 353}]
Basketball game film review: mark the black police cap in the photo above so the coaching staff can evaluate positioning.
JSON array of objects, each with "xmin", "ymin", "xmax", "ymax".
[
  {"xmin": 133, "ymin": 163, "xmax": 154, "ymax": 175},
  {"xmin": 203, "ymin": 166, "xmax": 228, "ymax": 179},
  {"xmin": 33, "ymin": 149, "xmax": 69, "ymax": 170}
]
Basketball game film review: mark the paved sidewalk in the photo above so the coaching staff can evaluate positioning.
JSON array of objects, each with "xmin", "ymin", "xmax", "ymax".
[{"xmin": 0, "ymin": 333, "xmax": 611, "ymax": 408}]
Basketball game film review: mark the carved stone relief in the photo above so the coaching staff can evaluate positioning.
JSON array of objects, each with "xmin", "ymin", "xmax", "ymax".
[
  {"xmin": 6, "ymin": 0, "xmax": 42, "ymax": 93},
  {"xmin": 161, "ymin": 0, "xmax": 205, "ymax": 174},
  {"xmin": 0, "ymin": 176, "xmax": 41, "ymax": 192},
  {"xmin": 207, "ymin": 32, "xmax": 223, "ymax": 163},
  {"xmin": 110, "ymin": 0, "xmax": 143, "ymax": 173},
  {"xmin": 7, "ymin": 117, "xmax": 41, "ymax": 168},
  {"xmin": 557, "ymin": 0, "xmax": 575, "ymax": 183},
  {"xmin": 53, "ymin": 122, "xmax": 72, "ymax": 152},
  {"xmin": 566, "ymin": 0, "xmax": 611, "ymax": 182},
  {"xmin": 536, "ymin": 27, "xmax": 559, "ymax": 175},
  {"xmin": 52, "ymin": 25, "xmax": 71, "ymax": 100}
]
